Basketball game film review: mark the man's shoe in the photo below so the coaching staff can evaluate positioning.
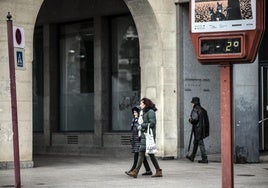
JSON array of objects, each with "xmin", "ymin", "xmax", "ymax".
[
  {"xmin": 142, "ymin": 171, "xmax": 153, "ymax": 176},
  {"xmin": 186, "ymin": 155, "xmax": 194, "ymax": 162},
  {"xmin": 198, "ymin": 159, "xmax": 208, "ymax": 163}
]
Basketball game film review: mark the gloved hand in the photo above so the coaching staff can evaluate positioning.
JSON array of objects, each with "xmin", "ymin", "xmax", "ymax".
[{"xmin": 189, "ymin": 118, "xmax": 193, "ymax": 123}]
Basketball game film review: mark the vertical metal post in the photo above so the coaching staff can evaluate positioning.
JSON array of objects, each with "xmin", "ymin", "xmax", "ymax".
[
  {"xmin": 220, "ymin": 64, "xmax": 234, "ymax": 188},
  {"xmin": 260, "ymin": 67, "xmax": 265, "ymax": 150},
  {"xmin": 6, "ymin": 12, "xmax": 21, "ymax": 188}
]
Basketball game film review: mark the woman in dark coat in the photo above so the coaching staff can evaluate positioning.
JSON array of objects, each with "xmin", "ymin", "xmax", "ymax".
[
  {"xmin": 127, "ymin": 98, "xmax": 162, "ymax": 178},
  {"xmin": 125, "ymin": 106, "xmax": 152, "ymax": 175}
]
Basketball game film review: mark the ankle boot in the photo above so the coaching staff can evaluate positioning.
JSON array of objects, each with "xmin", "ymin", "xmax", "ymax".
[
  {"xmin": 152, "ymin": 169, "xmax": 163, "ymax": 177},
  {"xmin": 125, "ymin": 170, "xmax": 132, "ymax": 175},
  {"xmin": 127, "ymin": 169, "xmax": 139, "ymax": 178}
]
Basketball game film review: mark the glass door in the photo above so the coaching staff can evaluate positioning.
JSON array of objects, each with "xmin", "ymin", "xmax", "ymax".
[
  {"xmin": 59, "ymin": 21, "xmax": 94, "ymax": 131},
  {"xmin": 110, "ymin": 15, "xmax": 140, "ymax": 131}
]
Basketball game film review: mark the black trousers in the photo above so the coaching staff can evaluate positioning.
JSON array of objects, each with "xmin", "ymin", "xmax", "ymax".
[{"xmin": 190, "ymin": 138, "xmax": 207, "ymax": 160}]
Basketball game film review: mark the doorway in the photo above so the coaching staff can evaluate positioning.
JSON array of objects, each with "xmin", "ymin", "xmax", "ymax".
[
  {"xmin": 259, "ymin": 66, "xmax": 268, "ymax": 151},
  {"xmin": 258, "ymin": 1, "xmax": 268, "ymax": 151}
]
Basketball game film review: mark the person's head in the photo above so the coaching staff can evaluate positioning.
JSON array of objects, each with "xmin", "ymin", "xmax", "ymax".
[
  {"xmin": 140, "ymin": 97, "xmax": 157, "ymax": 111},
  {"xmin": 191, "ymin": 97, "xmax": 200, "ymax": 106},
  {"xmin": 132, "ymin": 106, "xmax": 140, "ymax": 117}
]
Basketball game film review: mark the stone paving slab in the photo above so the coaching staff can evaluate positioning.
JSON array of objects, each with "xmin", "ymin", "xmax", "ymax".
[{"xmin": 0, "ymin": 155, "xmax": 268, "ymax": 188}]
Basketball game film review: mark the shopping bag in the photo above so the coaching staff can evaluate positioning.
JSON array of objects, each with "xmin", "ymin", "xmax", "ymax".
[{"xmin": 145, "ymin": 124, "xmax": 158, "ymax": 154}]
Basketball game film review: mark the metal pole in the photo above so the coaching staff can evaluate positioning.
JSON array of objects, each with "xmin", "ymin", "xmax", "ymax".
[
  {"xmin": 6, "ymin": 12, "xmax": 21, "ymax": 188},
  {"xmin": 220, "ymin": 64, "xmax": 234, "ymax": 188}
]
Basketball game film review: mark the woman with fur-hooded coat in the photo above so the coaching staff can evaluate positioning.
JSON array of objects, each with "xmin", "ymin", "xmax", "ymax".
[
  {"xmin": 125, "ymin": 106, "xmax": 152, "ymax": 175},
  {"xmin": 127, "ymin": 98, "xmax": 162, "ymax": 178}
]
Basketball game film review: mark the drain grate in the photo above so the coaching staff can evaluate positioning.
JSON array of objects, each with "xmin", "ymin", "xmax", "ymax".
[
  {"xmin": 36, "ymin": 183, "xmax": 46, "ymax": 185},
  {"xmin": 0, "ymin": 185, "xmax": 18, "ymax": 187},
  {"xmin": 236, "ymin": 174, "xmax": 255, "ymax": 177},
  {"xmin": 121, "ymin": 135, "xmax": 131, "ymax": 145},
  {"xmin": 67, "ymin": 135, "xmax": 79, "ymax": 144}
]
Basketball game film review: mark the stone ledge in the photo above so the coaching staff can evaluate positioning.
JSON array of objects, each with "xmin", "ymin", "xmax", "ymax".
[{"xmin": 0, "ymin": 160, "xmax": 34, "ymax": 169}]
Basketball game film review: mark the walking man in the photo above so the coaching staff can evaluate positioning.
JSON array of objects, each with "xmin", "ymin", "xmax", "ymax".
[{"xmin": 186, "ymin": 97, "xmax": 209, "ymax": 163}]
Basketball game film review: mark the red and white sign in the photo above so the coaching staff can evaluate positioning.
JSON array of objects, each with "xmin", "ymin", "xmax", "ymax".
[{"xmin": 13, "ymin": 26, "xmax": 25, "ymax": 49}]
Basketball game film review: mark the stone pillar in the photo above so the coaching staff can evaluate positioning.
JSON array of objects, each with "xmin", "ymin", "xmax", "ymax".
[
  {"xmin": 124, "ymin": 0, "xmax": 177, "ymax": 158},
  {"xmin": 94, "ymin": 16, "xmax": 110, "ymax": 147}
]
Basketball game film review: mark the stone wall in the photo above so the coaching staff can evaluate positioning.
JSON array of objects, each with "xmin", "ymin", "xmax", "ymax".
[{"xmin": 0, "ymin": 0, "xmax": 43, "ymax": 165}]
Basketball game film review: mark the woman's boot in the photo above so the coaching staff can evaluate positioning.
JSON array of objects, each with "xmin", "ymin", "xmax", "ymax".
[
  {"xmin": 151, "ymin": 169, "xmax": 163, "ymax": 177},
  {"xmin": 127, "ymin": 169, "xmax": 139, "ymax": 178},
  {"xmin": 125, "ymin": 170, "xmax": 132, "ymax": 175}
]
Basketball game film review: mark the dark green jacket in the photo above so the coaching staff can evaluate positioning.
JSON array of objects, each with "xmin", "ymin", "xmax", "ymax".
[{"xmin": 139, "ymin": 108, "xmax": 157, "ymax": 152}]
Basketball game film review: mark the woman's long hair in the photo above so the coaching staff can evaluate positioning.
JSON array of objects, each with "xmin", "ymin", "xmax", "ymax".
[{"xmin": 141, "ymin": 97, "xmax": 157, "ymax": 111}]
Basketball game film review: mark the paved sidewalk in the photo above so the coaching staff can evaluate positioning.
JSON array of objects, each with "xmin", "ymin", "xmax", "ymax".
[{"xmin": 0, "ymin": 154, "xmax": 268, "ymax": 188}]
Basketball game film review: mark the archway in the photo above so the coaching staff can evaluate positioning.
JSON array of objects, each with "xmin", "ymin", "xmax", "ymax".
[{"xmin": 32, "ymin": 0, "xmax": 163, "ymax": 157}]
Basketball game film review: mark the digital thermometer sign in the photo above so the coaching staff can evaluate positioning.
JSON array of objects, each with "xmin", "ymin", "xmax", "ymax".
[
  {"xmin": 189, "ymin": 0, "xmax": 265, "ymax": 64},
  {"xmin": 200, "ymin": 38, "xmax": 241, "ymax": 55},
  {"xmin": 199, "ymin": 36, "xmax": 244, "ymax": 58}
]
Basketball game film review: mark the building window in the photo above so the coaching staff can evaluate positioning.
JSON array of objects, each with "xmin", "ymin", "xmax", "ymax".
[
  {"xmin": 59, "ymin": 21, "xmax": 94, "ymax": 131},
  {"xmin": 111, "ymin": 15, "xmax": 140, "ymax": 131}
]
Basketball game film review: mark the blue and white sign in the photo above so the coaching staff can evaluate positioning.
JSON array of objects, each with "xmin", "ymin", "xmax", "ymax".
[
  {"xmin": 14, "ymin": 48, "xmax": 25, "ymax": 70},
  {"xmin": 191, "ymin": 0, "xmax": 256, "ymax": 33}
]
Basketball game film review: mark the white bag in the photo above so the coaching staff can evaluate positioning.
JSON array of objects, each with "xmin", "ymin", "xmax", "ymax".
[{"xmin": 145, "ymin": 124, "xmax": 158, "ymax": 154}]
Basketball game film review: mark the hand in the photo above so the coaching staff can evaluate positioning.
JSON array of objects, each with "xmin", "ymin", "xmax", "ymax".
[
  {"xmin": 138, "ymin": 116, "xmax": 143, "ymax": 124},
  {"xmin": 138, "ymin": 125, "xmax": 142, "ymax": 130},
  {"xmin": 189, "ymin": 118, "xmax": 193, "ymax": 123}
]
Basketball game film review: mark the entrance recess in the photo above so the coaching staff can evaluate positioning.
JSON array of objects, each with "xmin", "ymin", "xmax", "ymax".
[
  {"xmin": 259, "ymin": 66, "xmax": 268, "ymax": 151},
  {"xmin": 259, "ymin": 1, "xmax": 268, "ymax": 151}
]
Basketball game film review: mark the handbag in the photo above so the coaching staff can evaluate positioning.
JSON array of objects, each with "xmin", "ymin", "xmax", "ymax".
[{"xmin": 145, "ymin": 123, "xmax": 158, "ymax": 154}]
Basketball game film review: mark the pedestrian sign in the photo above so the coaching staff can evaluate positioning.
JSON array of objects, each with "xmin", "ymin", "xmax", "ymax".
[{"xmin": 14, "ymin": 48, "xmax": 25, "ymax": 70}]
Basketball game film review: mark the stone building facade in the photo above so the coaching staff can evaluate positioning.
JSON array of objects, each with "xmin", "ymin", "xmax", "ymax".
[{"xmin": 0, "ymin": 0, "xmax": 267, "ymax": 168}]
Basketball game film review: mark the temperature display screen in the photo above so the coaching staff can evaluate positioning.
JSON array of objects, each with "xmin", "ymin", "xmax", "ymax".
[{"xmin": 200, "ymin": 38, "xmax": 242, "ymax": 55}]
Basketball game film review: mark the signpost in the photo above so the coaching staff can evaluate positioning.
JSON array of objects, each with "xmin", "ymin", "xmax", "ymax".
[
  {"xmin": 6, "ymin": 12, "xmax": 21, "ymax": 188},
  {"xmin": 189, "ymin": 1, "xmax": 265, "ymax": 187}
]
